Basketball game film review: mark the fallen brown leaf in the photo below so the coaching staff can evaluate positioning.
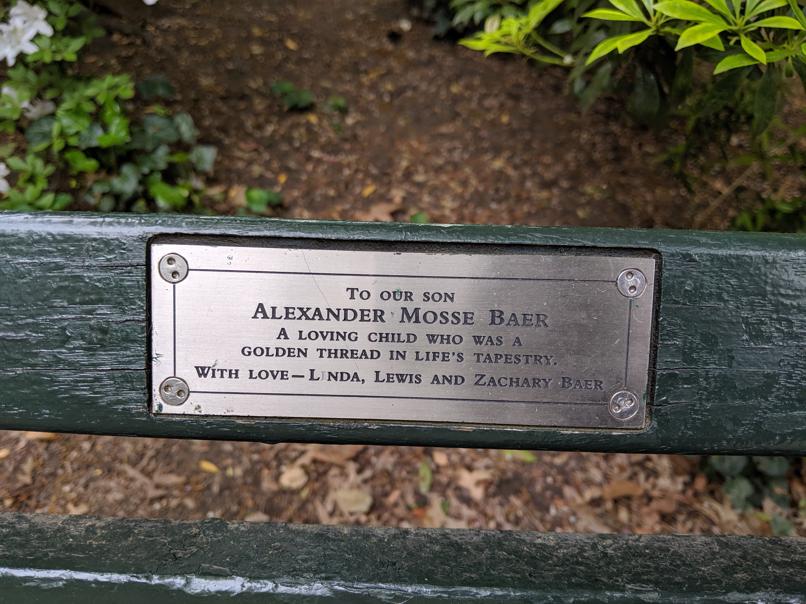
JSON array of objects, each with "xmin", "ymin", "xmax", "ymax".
[
  {"xmin": 23, "ymin": 432, "xmax": 58, "ymax": 441},
  {"xmin": 457, "ymin": 469, "xmax": 492, "ymax": 502},
  {"xmin": 602, "ymin": 479, "xmax": 644, "ymax": 500},
  {"xmin": 334, "ymin": 487, "xmax": 373, "ymax": 514},
  {"xmin": 198, "ymin": 460, "xmax": 220, "ymax": 474},
  {"xmin": 279, "ymin": 466, "xmax": 308, "ymax": 490}
]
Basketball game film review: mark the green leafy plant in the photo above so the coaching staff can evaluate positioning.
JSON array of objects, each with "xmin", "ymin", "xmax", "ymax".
[
  {"xmin": 585, "ymin": 0, "xmax": 805, "ymax": 74},
  {"xmin": 735, "ymin": 196, "xmax": 806, "ymax": 232},
  {"xmin": 450, "ymin": 0, "xmax": 529, "ymax": 29},
  {"xmin": 271, "ymin": 80, "xmax": 315, "ymax": 111},
  {"xmin": 0, "ymin": 1, "xmax": 218, "ymax": 213},
  {"xmin": 326, "ymin": 95, "xmax": 349, "ymax": 114},
  {"xmin": 706, "ymin": 455, "xmax": 798, "ymax": 535},
  {"xmin": 244, "ymin": 187, "xmax": 283, "ymax": 214},
  {"xmin": 460, "ymin": 0, "xmax": 574, "ymax": 65},
  {"xmin": 459, "ymin": 0, "xmax": 805, "ymax": 131},
  {"xmin": 457, "ymin": 0, "xmax": 805, "ymax": 228}
]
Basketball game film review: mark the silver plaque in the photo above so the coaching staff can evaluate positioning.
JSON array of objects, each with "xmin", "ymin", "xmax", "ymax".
[{"xmin": 150, "ymin": 239, "xmax": 656, "ymax": 429}]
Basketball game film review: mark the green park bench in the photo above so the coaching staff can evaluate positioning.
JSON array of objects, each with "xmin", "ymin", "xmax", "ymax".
[{"xmin": 0, "ymin": 211, "xmax": 804, "ymax": 602}]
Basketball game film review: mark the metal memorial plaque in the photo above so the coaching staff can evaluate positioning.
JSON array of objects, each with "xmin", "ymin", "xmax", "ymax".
[{"xmin": 150, "ymin": 239, "xmax": 656, "ymax": 430}]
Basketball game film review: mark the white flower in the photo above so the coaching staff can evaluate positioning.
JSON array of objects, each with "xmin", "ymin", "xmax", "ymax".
[
  {"xmin": 143, "ymin": 0, "xmax": 159, "ymax": 4},
  {"xmin": 0, "ymin": 21, "xmax": 39, "ymax": 66},
  {"xmin": 9, "ymin": 1, "xmax": 53, "ymax": 38},
  {"xmin": 0, "ymin": 162, "xmax": 10, "ymax": 196},
  {"xmin": 24, "ymin": 99, "xmax": 54, "ymax": 120},
  {"xmin": 0, "ymin": 1, "xmax": 54, "ymax": 66}
]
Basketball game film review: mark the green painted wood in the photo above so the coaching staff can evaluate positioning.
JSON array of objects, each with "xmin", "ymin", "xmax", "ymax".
[
  {"xmin": 0, "ymin": 211, "xmax": 804, "ymax": 453},
  {"xmin": 0, "ymin": 512, "xmax": 803, "ymax": 602}
]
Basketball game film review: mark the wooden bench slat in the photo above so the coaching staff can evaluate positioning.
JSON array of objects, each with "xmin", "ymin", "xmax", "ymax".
[
  {"xmin": 0, "ymin": 512, "xmax": 803, "ymax": 602},
  {"xmin": 1, "ymin": 212, "xmax": 804, "ymax": 453}
]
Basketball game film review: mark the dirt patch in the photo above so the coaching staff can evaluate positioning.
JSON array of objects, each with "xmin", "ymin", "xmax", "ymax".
[{"xmin": 90, "ymin": 0, "xmax": 696, "ymax": 227}]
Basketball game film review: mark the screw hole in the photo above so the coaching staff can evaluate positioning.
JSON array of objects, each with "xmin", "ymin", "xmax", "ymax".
[
  {"xmin": 171, "ymin": 271, "xmax": 179, "ymax": 279},
  {"xmin": 629, "ymin": 285, "xmax": 637, "ymax": 293},
  {"xmin": 163, "ymin": 384, "xmax": 172, "ymax": 392},
  {"xmin": 177, "ymin": 389, "xmax": 186, "ymax": 398},
  {"xmin": 626, "ymin": 271, "xmax": 634, "ymax": 279},
  {"xmin": 167, "ymin": 257, "xmax": 176, "ymax": 266}
]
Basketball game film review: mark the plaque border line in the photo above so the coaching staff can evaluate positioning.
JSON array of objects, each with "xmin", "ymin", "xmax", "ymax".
[
  {"xmin": 167, "ymin": 266, "xmax": 639, "ymax": 409},
  {"xmin": 190, "ymin": 267, "xmax": 615, "ymax": 283}
]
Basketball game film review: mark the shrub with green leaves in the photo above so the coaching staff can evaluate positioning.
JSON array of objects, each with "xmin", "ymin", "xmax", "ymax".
[
  {"xmin": 461, "ymin": 0, "xmax": 805, "ymax": 124},
  {"xmin": 0, "ymin": 0, "xmax": 217, "ymax": 212},
  {"xmin": 706, "ymin": 455, "xmax": 799, "ymax": 535},
  {"xmin": 450, "ymin": 0, "xmax": 530, "ymax": 30},
  {"xmin": 271, "ymin": 80, "xmax": 315, "ymax": 111},
  {"xmin": 458, "ymin": 0, "xmax": 805, "ymax": 226}
]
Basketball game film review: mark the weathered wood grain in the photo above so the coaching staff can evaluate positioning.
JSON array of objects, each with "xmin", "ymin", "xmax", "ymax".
[
  {"xmin": 0, "ymin": 512, "xmax": 803, "ymax": 602},
  {"xmin": 0, "ymin": 212, "xmax": 804, "ymax": 453}
]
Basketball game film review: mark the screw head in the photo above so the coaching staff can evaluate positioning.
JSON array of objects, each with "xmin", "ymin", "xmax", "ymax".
[
  {"xmin": 617, "ymin": 268, "xmax": 646, "ymax": 298},
  {"xmin": 158, "ymin": 253, "xmax": 188, "ymax": 283},
  {"xmin": 159, "ymin": 377, "xmax": 190, "ymax": 406},
  {"xmin": 609, "ymin": 390, "xmax": 639, "ymax": 421}
]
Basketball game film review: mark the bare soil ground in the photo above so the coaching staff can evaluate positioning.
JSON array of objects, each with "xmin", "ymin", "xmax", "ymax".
[{"xmin": 0, "ymin": 0, "xmax": 803, "ymax": 536}]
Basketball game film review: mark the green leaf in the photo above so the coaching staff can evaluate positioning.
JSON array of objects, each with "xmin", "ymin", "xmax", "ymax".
[
  {"xmin": 787, "ymin": 0, "xmax": 806, "ymax": 28},
  {"xmin": 616, "ymin": 29, "xmax": 654, "ymax": 52},
  {"xmin": 148, "ymin": 179, "xmax": 189, "ymax": 210},
  {"xmin": 504, "ymin": 450, "xmax": 538, "ymax": 462},
  {"xmin": 723, "ymin": 476, "xmax": 754, "ymax": 510},
  {"xmin": 609, "ymin": 0, "xmax": 647, "ymax": 21},
  {"xmin": 25, "ymin": 117, "xmax": 55, "ymax": 150},
  {"xmin": 410, "ymin": 211, "xmax": 430, "ymax": 224},
  {"xmin": 753, "ymin": 456, "xmax": 791, "ymax": 477},
  {"xmin": 709, "ymin": 455, "xmax": 748, "ymax": 477},
  {"xmin": 326, "ymin": 95, "xmax": 349, "ymax": 114},
  {"xmin": 109, "ymin": 163, "xmax": 141, "ymax": 198},
  {"xmin": 526, "ymin": 0, "xmax": 566, "ymax": 29},
  {"xmin": 714, "ymin": 52, "xmax": 759, "ymax": 73},
  {"xmin": 740, "ymin": 35, "xmax": 767, "ymax": 63},
  {"xmin": 245, "ymin": 187, "xmax": 283, "ymax": 213},
  {"xmin": 138, "ymin": 145, "xmax": 170, "ymax": 173},
  {"xmin": 655, "ymin": 0, "xmax": 725, "ymax": 23},
  {"xmin": 670, "ymin": 48, "xmax": 694, "ymax": 101},
  {"xmin": 628, "ymin": 66, "xmax": 661, "ymax": 125},
  {"xmin": 583, "ymin": 8, "xmax": 643, "ymax": 20},
  {"xmin": 577, "ymin": 62, "xmax": 614, "ymax": 110},
  {"xmin": 52, "ymin": 193, "xmax": 72, "ymax": 211},
  {"xmin": 136, "ymin": 75, "xmax": 175, "ymax": 101},
  {"xmin": 770, "ymin": 514, "xmax": 794, "ymax": 536},
  {"xmin": 63, "ymin": 149, "xmax": 99, "ymax": 173},
  {"xmin": 701, "ymin": 0, "xmax": 734, "ymax": 19},
  {"xmin": 676, "ymin": 23, "xmax": 728, "ymax": 49},
  {"xmin": 586, "ymin": 36, "xmax": 624, "ymax": 64},
  {"xmin": 173, "ymin": 113, "xmax": 199, "ymax": 144},
  {"xmin": 752, "ymin": 64, "xmax": 780, "ymax": 137},
  {"xmin": 189, "ymin": 145, "xmax": 217, "ymax": 173},
  {"xmin": 271, "ymin": 81, "xmax": 315, "ymax": 111},
  {"xmin": 700, "ymin": 34, "xmax": 725, "ymax": 50},
  {"xmin": 749, "ymin": 0, "xmax": 787, "ymax": 16},
  {"xmin": 418, "ymin": 460, "xmax": 433, "ymax": 494},
  {"xmin": 5, "ymin": 156, "xmax": 27, "ymax": 172},
  {"xmin": 97, "ymin": 115, "xmax": 131, "ymax": 148},
  {"xmin": 140, "ymin": 115, "xmax": 180, "ymax": 149},
  {"xmin": 748, "ymin": 16, "xmax": 804, "ymax": 29},
  {"xmin": 548, "ymin": 18, "xmax": 573, "ymax": 33}
]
